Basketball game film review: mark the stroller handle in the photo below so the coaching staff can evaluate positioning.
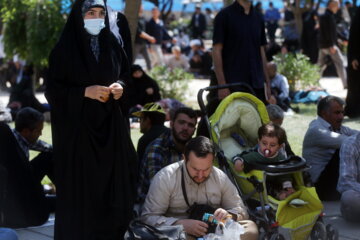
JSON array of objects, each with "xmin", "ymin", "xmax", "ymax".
[{"xmin": 197, "ymin": 82, "xmax": 255, "ymax": 138}]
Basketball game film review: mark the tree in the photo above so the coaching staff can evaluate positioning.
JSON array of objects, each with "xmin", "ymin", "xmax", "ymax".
[
  {"xmin": 0, "ymin": 0, "xmax": 65, "ymax": 67},
  {"xmin": 124, "ymin": 0, "xmax": 141, "ymax": 57}
]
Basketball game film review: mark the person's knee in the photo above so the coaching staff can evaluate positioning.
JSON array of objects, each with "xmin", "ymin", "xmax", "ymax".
[
  {"xmin": 238, "ymin": 220, "xmax": 259, "ymax": 240},
  {"xmin": 0, "ymin": 228, "xmax": 18, "ymax": 240}
]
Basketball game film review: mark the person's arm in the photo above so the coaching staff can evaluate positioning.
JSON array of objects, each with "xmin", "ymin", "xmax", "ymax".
[
  {"xmin": 30, "ymin": 140, "xmax": 52, "ymax": 152},
  {"xmin": 212, "ymin": 11, "xmax": 230, "ymax": 99},
  {"xmin": 220, "ymin": 173, "xmax": 249, "ymax": 221},
  {"xmin": 141, "ymin": 171, "xmax": 179, "ymax": 226},
  {"xmin": 338, "ymin": 137, "xmax": 360, "ymax": 193},
  {"xmin": 277, "ymin": 75, "xmax": 289, "ymax": 100},
  {"xmin": 260, "ymin": 46, "xmax": 271, "ymax": 101},
  {"xmin": 139, "ymin": 31, "xmax": 156, "ymax": 43},
  {"xmin": 213, "ymin": 43, "xmax": 230, "ymax": 99},
  {"xmin": 307, "ymin": 125, "xmax": 350, "ymax": 149}
]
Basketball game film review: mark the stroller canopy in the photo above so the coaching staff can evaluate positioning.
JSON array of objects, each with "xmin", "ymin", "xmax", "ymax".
[{"xmin": 209, "ymin": 92, "xmax": 269, "ymax": 160}]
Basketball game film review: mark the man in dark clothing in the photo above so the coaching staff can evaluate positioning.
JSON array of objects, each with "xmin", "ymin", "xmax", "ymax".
[
  {"xmin": 134, "ymin": 5, "xmax": 155, "ymax": 70},
  {"xmin": 213, "ymin": 0, "xmax": 270, "ymax": 103},
  {"xmin": 189, "ymin": 6, "xmax": 207, "ymax": 39},
  {"xmin": 0, "ymin": 107, "xmax": 54, "ymax": 228},
  {"xmin": 318, "ymin": 0, "xmax": 347, "ymax": 89},
  {"xmin": 345, "ymin": 7, "xmax": 360, "ymax": 118},
  {"xmin": 146, "ymin": 7, "xmax": 175, "ymax": 66},
  {"xmin": 132, "ymin": 102, "xmax": 169, "ymax": 162}
]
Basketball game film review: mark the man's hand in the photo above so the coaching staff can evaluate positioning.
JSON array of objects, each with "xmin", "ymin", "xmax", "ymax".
[
  {"xmin": 214, "ymin": 208, "xmax": 229, "ymax": 221},
  {"xmin": 85, "ymin": 85, "xmax": 110, "ymax": 103},
  {"xmin": 175, "ymin": 219, "xmax": 208, "ymax": 237},
  {"xmin": 218, "ymin": 88, "xmax": 231, "ymax": 100},
  {"xmin": 109, "ymin": 82, "xmax": 123, "ymax": 100},
  {"xmin": 146, "ymin": 87, "xmax": 154, "ymax": 95},
  {"xmin": 352, "ymin": 59, "xmax": 359, "ymax": 70},
  {"xmin": 329, "ymin": 46, "xmax": 337, "ymax": 55},
  {"xmin": 148, "ymin": 36, "xmax": 156, "ymax": 44}
]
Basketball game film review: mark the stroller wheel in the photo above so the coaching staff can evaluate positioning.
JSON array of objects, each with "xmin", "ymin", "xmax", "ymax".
[
  {"xmin": 326, "ymin": 224, "xmax": 339, "ymax": 240},
  {"xmin": 311, "ymin": 221, "xmax": 327, "ymax": 240}
]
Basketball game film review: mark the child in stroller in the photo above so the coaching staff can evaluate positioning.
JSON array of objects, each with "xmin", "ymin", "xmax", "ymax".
[{"xmin": 232, "ymin": 123, "xmax": 296, "ymax": 200}]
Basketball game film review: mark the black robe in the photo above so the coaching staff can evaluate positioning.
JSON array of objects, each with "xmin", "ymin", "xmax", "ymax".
[
  {"xmin": 45, "ymin": 1, "xmax": 137, "ymax": 239},
  {"xmin": 345, "ymin": 7, "xmax": 360, "ymax": 118},
  {"xmin": 130, "ymin": 65, "xmax": 161, "ymax": 107}
]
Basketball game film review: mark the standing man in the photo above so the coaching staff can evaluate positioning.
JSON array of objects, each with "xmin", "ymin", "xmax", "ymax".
[
  {"xmin": 134, "ymin": 5, "xmax": 155, "ymax": 70},
  {"xmin": 213, "ymin": 0, "xmax": 270, "ymax": 103},
  {"xmin": 264, "ymin": 2, "xmax": 281, "ymax": 43},
  {"xmin": 303, "ymin": 96, "xmax": 358, "ymax": 200},
  {"xmin": 189, "ymin": 5, "xmax": 207, "ymax": 39},
  {"xmin": 137, "ymin": 107, "xmax": 197, "ymax": 204},
  {"xmin": 318, "ymin": 0, "xmax": 347, "ymax": 89},
  {"xmin": 146, "ymin": 7, "xmax": 175, "ymax": 67}
]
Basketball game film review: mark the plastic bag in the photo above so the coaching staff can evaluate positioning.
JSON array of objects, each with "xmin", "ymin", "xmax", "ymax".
[{"xmin": 203, "ymin": 221, "xmax": 245, "ymax": 240}]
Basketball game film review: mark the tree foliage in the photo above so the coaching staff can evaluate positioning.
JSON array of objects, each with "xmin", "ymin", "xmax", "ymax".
[{"xmin": 0, "ymin": 0, "xmax": 65, "ymax": 67}]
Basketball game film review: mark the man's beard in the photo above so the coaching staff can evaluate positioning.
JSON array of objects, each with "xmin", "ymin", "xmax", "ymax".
[{"xmin": 172, "ymin": 128, "xmax": 191, "ymax": 145}]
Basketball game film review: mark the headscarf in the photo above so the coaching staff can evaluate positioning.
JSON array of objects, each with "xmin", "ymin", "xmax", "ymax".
[{"xmin": 81, "ymin": 0, "xmax": 106, "ymax": 61}]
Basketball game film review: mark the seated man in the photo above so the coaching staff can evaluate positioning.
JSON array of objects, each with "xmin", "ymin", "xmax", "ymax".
[
  {"xmin": 141, "ymin": 136, "xmax": 258, "ymax": 240},
  {"xmin": 337, "ymin": 133, "xmax": 360, "ymax": 222},
  {"xmin": 303, "ymin": 96, "xmax": 358, "ymax": 200},
  {"xmin": 132, "ymin": 102, "xmax": 169, "ymax": 162},
  {"xmin": 267, "ymin": 62, "xmax": 291, "ymax": 112},
  {"xmin": 167, "ymin": 45, "xmax": 190, "ymax": 71},
  {"xmin": 0, "ymin": 107, "xmax": 54, "ymax": 228},
  {"xmin": 137, "ymin": 107, "xmax": 197, "ymax": 204}
]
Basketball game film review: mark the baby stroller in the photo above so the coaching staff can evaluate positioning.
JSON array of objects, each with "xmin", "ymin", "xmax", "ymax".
[{"xmin": 197, "ymin": 84, "xmax": 338, "ymax": 240}]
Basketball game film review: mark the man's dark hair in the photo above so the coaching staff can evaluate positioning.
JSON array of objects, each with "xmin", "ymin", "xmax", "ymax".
[
  {"xmin": 269, "ymin": 2, "xmax": 274, "ymax": 7},
  {"xmin": 317, "ymin": 95, "xmax": 344, "ymax": 116},
  {"xmin": 15, "ymin": 107, "xmax": 44, "ymax": 132},
  {"xmin": 172, "ymin": 107, "xmax": 197, "ymax": 122},
  {"xmin": 258, "ymin": 123, "xmax": 287, "ymax": 145},
  {"xmin": 143, "ymin": 112, "xmax": 165, "ymax": 125},
  {"xmin": 184, "ymin": 136, "xmax": 215, "ymax": 161}
]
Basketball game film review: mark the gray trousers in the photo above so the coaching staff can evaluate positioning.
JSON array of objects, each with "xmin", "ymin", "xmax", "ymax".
[
  {"xmin": 134, "ymin": 43, "xmax": 152, "ymax": 71},
  {"xmin": 318, "ymin": 46, "xmax": 347, "ymax": 88},
  {"xmin": 340, "ymin": 190, "xmax": 360, "ymax": 221}
]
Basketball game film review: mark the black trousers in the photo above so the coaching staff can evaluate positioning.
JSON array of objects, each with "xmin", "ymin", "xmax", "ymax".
[{"xmin": 314, "ymin": 150, "xmax": 341, "ymax": 201}]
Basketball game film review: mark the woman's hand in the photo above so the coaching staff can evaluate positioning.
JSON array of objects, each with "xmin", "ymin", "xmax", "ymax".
[
  {"xmin": 85, "ymin": 85, "xmax": 110, "ymax": 102},
  {"xmin": 109, "ymin": 82, "xmax": 123, "ymax": 100},
  {"xmin": 146, "ymin": 87, "xmax": 154, "ymax": 95}
]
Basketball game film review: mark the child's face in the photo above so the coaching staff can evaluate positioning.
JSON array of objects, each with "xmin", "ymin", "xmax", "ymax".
[{"xmin": 259, "ymin": 136, "xmax": 282, "ymax": 157}]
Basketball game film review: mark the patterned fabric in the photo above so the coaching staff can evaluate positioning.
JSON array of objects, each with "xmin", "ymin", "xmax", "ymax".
[
  {"xmin": 137, "ymin": 130, "xmax": 183, "ymax": 203},
  {"xmin": 12, "ymin": 129, "xmax": 52, "ymax": 159},
  {"xmin": 337, "ymin": 133, "xmax": 360, "ymax": 194},
  {"xmin": 81, "ymin": 0, "xmax": 105, "ymax": 16},
  {"xmin": 90, "ymin": 36, "xmax": 100, "ymax": 61}
]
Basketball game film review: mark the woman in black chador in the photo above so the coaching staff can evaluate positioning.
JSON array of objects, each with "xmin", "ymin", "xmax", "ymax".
[
  {"xmin": 130, "ymin": 64, "xmax": 161, "ymax": 106},
  {"xmin": 345, "ymin": 7, "xmax": 360, "ymax": 118},
  {"xmin": 45, "ymin": 0, "xmax": 137, "ymax": 239}
]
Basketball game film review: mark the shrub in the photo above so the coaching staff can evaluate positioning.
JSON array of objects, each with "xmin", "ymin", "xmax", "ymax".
[
  {"xmin": 149, "ymin": 66, "xmax": 193, "ymax": 102},
  {"xmin": 273, "ymin": 53, "xmax": 321, "ymax": 91}
]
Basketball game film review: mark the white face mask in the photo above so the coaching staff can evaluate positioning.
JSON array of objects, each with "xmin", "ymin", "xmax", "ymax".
[{"xmin": 84, "ymin": 18, "xmax": 105, "ymax": 35}]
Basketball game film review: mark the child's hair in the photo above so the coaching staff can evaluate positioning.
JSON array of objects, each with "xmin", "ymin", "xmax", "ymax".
[{"xmin": 258, "ymin": 123, "xmax": 287, "ymax": 145}]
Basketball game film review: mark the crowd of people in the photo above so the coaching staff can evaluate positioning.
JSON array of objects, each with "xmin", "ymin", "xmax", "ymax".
[{"xmin": 0, "ymin": 0, "xmax": 360, "ymax": 239}]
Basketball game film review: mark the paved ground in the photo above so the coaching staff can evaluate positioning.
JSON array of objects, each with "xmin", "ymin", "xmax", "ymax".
[{"xmin": 2, "ymin": 77, "xmax": 360, "ymax": 239}]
